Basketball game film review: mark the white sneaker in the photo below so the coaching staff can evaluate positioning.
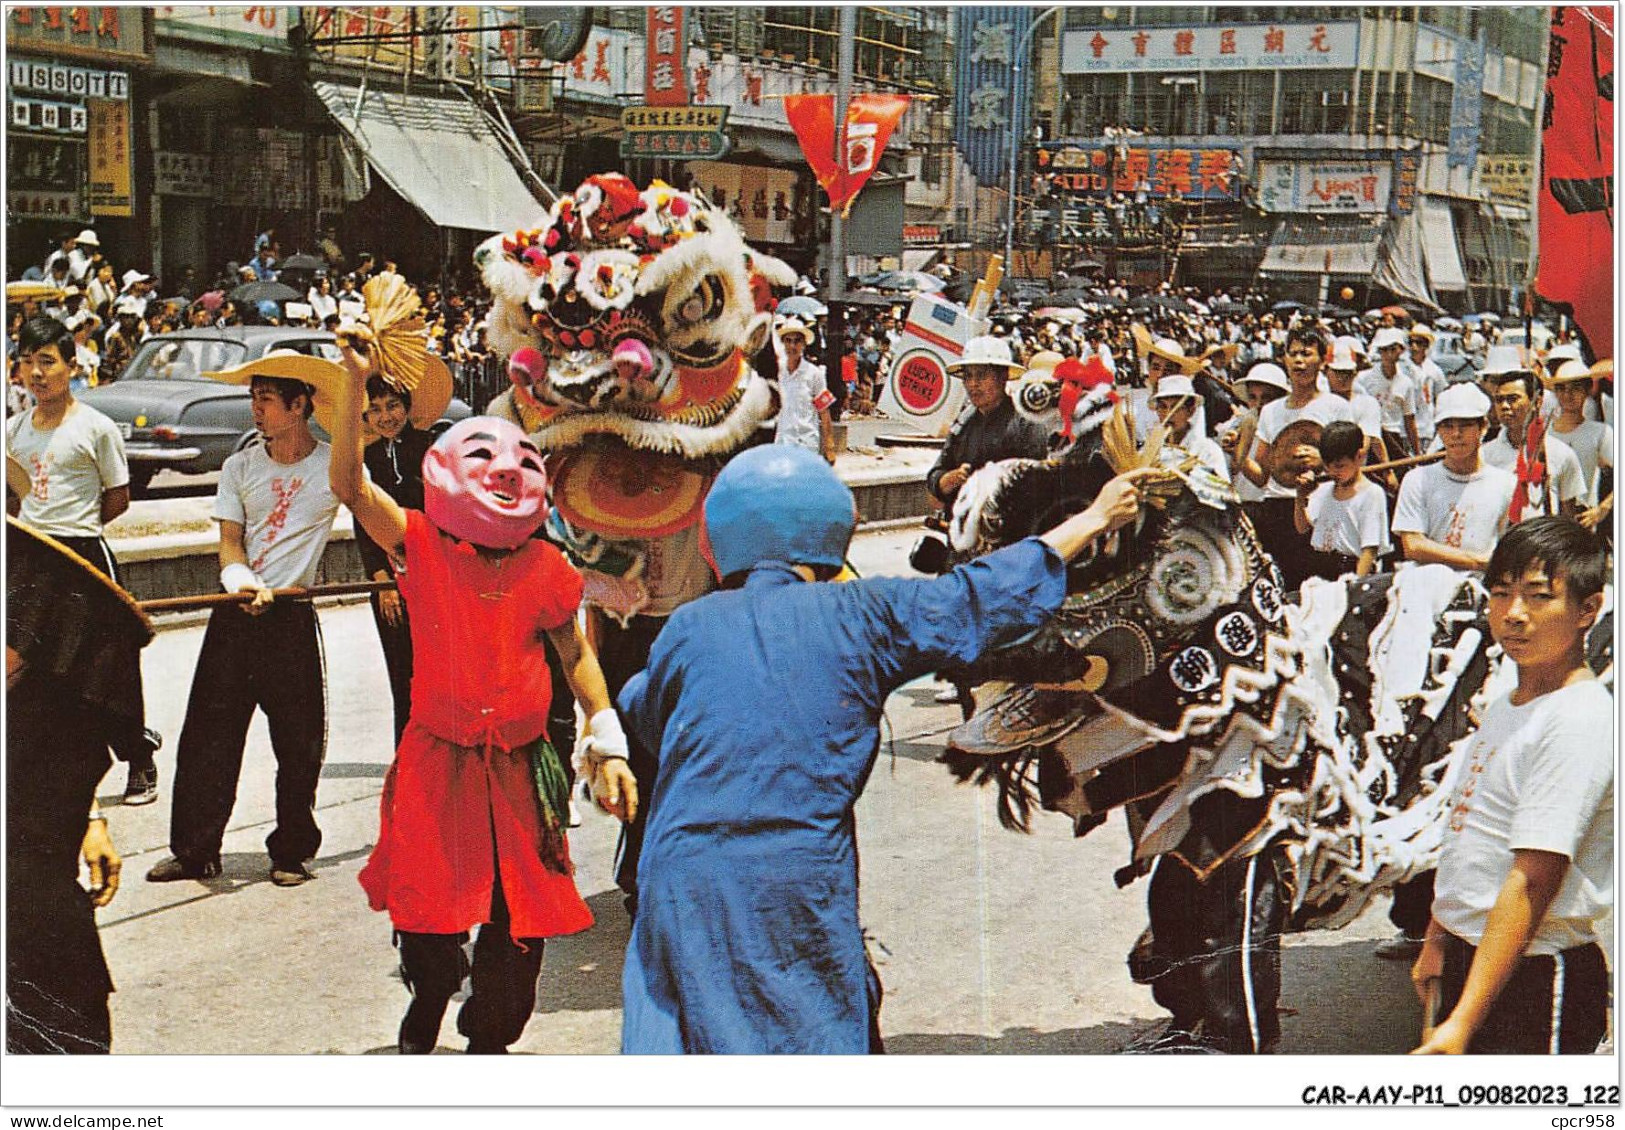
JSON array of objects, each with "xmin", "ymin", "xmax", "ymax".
[
  {"xmin": 933, "ymin": 686, "xmax": 961, "ymax": 704},
  {"xmin": 568, "ymin": 800, "xmax": 582, "ymax": 828}
]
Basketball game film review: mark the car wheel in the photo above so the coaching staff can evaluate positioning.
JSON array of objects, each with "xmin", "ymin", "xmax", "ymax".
[{"xmin": 127, "ymin": 466, "xmax": 155, "ymax": 498}]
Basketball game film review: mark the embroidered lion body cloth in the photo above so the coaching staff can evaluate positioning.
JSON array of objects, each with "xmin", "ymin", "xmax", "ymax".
[
  {"xmin": 477, "ymin": 173, "xmax": 796, "ymax": 620},
  {"xmin": 943, "ymin": 391, "xmax": 1613, "ymax": 930}
]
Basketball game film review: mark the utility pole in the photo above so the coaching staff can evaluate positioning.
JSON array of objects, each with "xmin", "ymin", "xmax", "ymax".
[
  {"xmin": 1004, "ymin": 7, "xmax": 1061, "ymax": 282},
  {"xmin": 825, "ymin": 5, "xmax": 856, "ymax": 420}
]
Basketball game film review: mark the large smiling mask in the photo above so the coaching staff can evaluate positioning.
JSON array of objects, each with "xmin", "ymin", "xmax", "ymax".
[{"xmin": 422, "ymin": 416, "xmax": 549, "ymax": 550}]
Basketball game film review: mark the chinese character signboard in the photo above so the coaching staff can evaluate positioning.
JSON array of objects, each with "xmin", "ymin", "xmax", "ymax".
[
  {"xmin": 1062, "ymin": 22, "xmax": 1358, "ymax": 73},
  {"xmin": 644, "ymin": 7, "xmax": 687, "ymax": 106},
  {"xmin": 7, "ymin": 6, "xmax": 151, "ymax": 62},
  {"xmin": 155, "ymin": 6, "xmax": 291, "ymax": 49},
  {"xmin": 87, "ymin": 96, "xmax": 131, "ymax": 215},
  {"xmin": 154, "ymin": 151, "xmax": 214, "ymax": 198},
  {"xmin": 1038, "ymin": 143, "xmax": 1242, "ymax": 200},
  {"xmin": 620, "ymin": 104, "xmax": 730, "ymax": 161},
  {"xmin": 307, "ymin": 7, "xmax": 484, "ymax": 80},
  {"xmin": 1479, "ymin": 155, "xmax": 1533, "ymax": 202},
  {"xmin": 1390, "ymin": 151, "xmax": 1420, "ymax": 216},
  {"xmin": 7, "ymin": 135, "xmax": 86, "ymax": 219},
  {"xmin": 1447, "ymin": 30, "xmax": 1487, "ymax": 171},
  {"xmin": 954, "ymin": 6, "xmax": 1033, "ymax": 185},
  {"xmin": 1256, "ymin": 159, "xmax": 1391, "ymax": 213}
]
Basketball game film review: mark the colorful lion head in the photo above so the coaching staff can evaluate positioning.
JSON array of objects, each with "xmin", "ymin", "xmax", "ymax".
[{"xmin": 475, "ymin": 173, "xmax": 796, "ymax": 460}]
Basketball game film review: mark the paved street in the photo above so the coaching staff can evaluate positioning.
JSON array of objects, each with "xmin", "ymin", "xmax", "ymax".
[{"xmin": 87, "ymin": 526, "xmax": 1431, "ymax": 1056}]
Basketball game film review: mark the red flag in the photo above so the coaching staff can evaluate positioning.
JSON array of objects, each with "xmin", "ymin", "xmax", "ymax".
[
  {"xmin": 785, "ymin": 93, "xmax": 911, "ymax": 215},
  {"xmin": 644, "ymin": 6, "xmax": 688, "ymax": 107},
  {"xmin": 1538, "ymin": 7, "xmax": 1614, "ymax": 360}
]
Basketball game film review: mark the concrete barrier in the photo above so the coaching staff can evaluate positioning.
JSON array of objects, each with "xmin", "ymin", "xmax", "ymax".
[{"xmin": 110, "ymin": 469, "xmax": 934, "ymax": 604}]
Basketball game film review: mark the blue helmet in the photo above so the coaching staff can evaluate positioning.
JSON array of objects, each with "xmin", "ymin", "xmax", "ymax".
[{"xmin": 705, "ymin": 444, "xmax": 855, "ymax": 579}]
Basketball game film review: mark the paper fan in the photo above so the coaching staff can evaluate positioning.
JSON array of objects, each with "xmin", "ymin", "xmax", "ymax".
[{"xmin": 360, "ymin": 272, "xmax": 429, "ymax": 392}]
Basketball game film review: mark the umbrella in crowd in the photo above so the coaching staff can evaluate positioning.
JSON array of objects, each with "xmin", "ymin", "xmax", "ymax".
[
  {"xmin": 1209, "ymin": 296, "xmax": 1248, "ymax": 314},
  {"xmin": 1035, "ymin": 306, "xmax": 1087, "ymax": 322},
  {"xmin": 857, "ymin": 270, "xmax": 945, "ymax": 294},
  {"xmin": 1477, "ymin": 311, "xmax": 1502, "ymax": 324},
  {"xmin": 775, "ymin": 295, "xmax": 828, "ymax": 319},
  {"xmin": 1272, "ymin": 300, "xmax": 1309, "ymax": 313},
  {"xmin": 1319, "ymin": 304, "xmax": 1358, "ymax": 319},
  {"xmin": 1132, "ymin": 294, "xmax": 1188, "ymax": 314},
  {"xmin": 228, "ymin": 280, "xmax": 301, "ymax": 305},
  {"xmin": 6, "ymin": 280, "xmax": 68, "ymax": 302},
  {"xmin": 1435, "ymin": 316, "xmax": 1463, "ymax": 331},
  {"xmin": 277, "ymin": 253, "xmax": 328, "ymax": 274}
]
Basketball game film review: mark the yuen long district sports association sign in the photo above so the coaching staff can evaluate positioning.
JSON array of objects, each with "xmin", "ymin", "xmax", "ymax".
[{"xmin": 620, "ymin": 104, "xmax": 731, "ymax": 161}]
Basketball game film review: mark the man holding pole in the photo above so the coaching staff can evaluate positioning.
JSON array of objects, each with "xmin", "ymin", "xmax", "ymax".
[{"xmin": 147, "ymin": 356, "xmax": 342, "ymax": 887}]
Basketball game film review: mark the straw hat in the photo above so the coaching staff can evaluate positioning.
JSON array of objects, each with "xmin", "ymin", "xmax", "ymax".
[
  {"xmin": 1544, "ymin": 358, "xmax": 1595, "ymax": 389},
  {"xmin": 1130, "ymin": 323, "xmax": 1203, "ymax": 374},
  {"xmin": 776, "ymin": 317, "xmax": 816, "ymax": 343},
  {"xmin": 1025, "ymin": 350, "xmax": 1066, "ymax": 373}
]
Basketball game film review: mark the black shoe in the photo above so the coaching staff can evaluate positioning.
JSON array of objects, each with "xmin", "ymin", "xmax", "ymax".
[
  {"xmin": 270, "ymin": 862, "xmax": 316, "ymax": 887},
  {"xmin": 147, "ymin": 855, "xmax": 221, "ymax": 882},
  {"xmin": 465, "ymin": 1040, "xmax": 509, "ymax": 1054},
  {"xmin": 123, "ymin": 763, "xmax": 159, "ymax": 806},
  {"xmin": 140, "ymin": 727, "xmax": 164, "ymax": 756}
]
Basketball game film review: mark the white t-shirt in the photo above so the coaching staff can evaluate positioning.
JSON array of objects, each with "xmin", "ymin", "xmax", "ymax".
[
  {"xmin": 1391, "ymin": 460, "xmax": 1514, "ymax": 560},
  {"xmin": 1548, "ymin": 419, "xmax": 1614, "ymax": 506},
  {"xmin": 1433, "ymin": 679, "xmax": 1614, "ymax": 954},
  {"xmin": 1162, "ymin": 432, "xmax": 1230, "ymax": 483},
  {"xmin": 5, "ymin": 400, "xmax": 129, "ymax": 537},
  {"xmin": 1481, "ymin": 431, "xmax": 1588, "ymax": 518},
  {"xmin": 1408, "ymin": 356, "xmax": 1449, "ymax": 442},
  {"xmin": 1355, "ymin": 364, "xmax": 1418, "ymax": 433},
  {"xmin": 774, "ymin": 358, "xmax": 833, "ymax": 453},
  {"xmin": 214, "ymin": 440, "xmax": 341, "ymax": 589},
  {"xmin": 1253, "ymin": 392, "xmax": 1355, "ymax": 499},
  {"xmin": 1306, "ymin": 477, "xmax": 1390, "ymax": 557},
  {"xmin": 1331, "ymin": 388, "xmax": 1384, "ymax": 441}
]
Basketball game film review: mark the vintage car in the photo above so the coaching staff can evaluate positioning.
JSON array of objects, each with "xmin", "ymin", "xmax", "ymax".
[{"xmin": 78, "ymin": 327, "xmax": 469, "ymax": 495}]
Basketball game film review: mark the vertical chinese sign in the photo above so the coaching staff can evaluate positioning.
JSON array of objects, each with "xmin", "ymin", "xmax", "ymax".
[
  {"xmin": 1538, "ymin": 7, "xmax": 1613, "ymax": 360},
  {"xmin": 645, "ymin": 7, "xmax": 687, "ymax": 106},
  {"xmin": 1446, "ymin": 30, "xmax": 1487, "ymax": 171},
  {"xmin": 952, "ymin": 6, "xmax": 1033, "ymax": 186},
  {"xmin": 88, "ymin": 96, "xmax": 131, "ymax": 216}
]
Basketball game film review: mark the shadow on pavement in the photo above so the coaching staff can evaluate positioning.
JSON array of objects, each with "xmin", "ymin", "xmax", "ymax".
[
  {"xmin": 320, "ymin": 761, "xmax": 389, "ymax": 780},
  {"xmin": 532, "ymin": 887, "xmax": 632, "ymax": 1017},
  {"xmin": 883, "ymin": 1018, "xmax": 1152, "ymax": 1054}
]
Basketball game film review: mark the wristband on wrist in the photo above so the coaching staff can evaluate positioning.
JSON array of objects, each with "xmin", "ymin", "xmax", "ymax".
[
  {"xmin": 87, "ymin": 809, "xmax": 107, "ymax": 823},
  {"xmin": 221, "ymin": 563, "xmax": 262, "ymax": 593}
]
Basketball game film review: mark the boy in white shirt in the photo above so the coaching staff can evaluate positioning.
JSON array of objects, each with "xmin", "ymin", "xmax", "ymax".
[
  {"xmin": 1150, "ymin": 374, "xmax": 1228, "ymax": 482},
  {"xmin": 1412, "ymin": 517, "xmax": 1612, "ymax": 1054},
  {"xmin": 1295, "ymin": 421, "xmax": 1388, "ymax": 579},
  {"xmin": 1392, "ymin": 384, "xmax": 1515, "ymax": 573},
  {"xmin": 1545, "ymin": 360, "xmax": 1614, "ymax": 530},
  {"xmin": 1357, "ymin": 326, "xmax": 1421, "ymax": 457}
]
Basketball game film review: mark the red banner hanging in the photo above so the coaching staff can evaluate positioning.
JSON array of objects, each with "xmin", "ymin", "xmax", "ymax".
[
  {"xmin": 644, "ymin": 6, "xmax": 688, "ymax": 107},
  {"xmin": 784, "ymin": 93, "xmax": 911, "ymax": 215},
  {"xmin": 1538, "ymin": 6, "xmax": 1614, "ymax": 360}
]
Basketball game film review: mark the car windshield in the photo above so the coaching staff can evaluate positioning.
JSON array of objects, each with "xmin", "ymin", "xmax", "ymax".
[{"xmin": 125, "ymin": 339, "xmax": 249, "ymax": 382}]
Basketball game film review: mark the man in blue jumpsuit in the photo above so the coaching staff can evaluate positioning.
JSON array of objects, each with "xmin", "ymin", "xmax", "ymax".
[{"xmin": 616, "ymin": 445, "xmax": 1154, "ymax": 1053}]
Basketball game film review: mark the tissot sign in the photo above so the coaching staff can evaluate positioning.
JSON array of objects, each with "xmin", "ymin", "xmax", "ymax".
[{"xmin": 1063, "ymin": 21, "xmax": 1359, "ymax": 73}]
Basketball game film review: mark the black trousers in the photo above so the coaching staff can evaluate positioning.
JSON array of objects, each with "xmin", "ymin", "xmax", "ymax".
[
  {"xmin": 1437, "ymin": 932, "xmax": 1609, "ymax": 1054},
  {"xmin": 396, "ymin": 878, "xmax": 545, "ymax": 1051},
  {"xmin": 52, "ymin": 534, "xmax": 153, "ymax": 769},
  {"xmin": 1145, "ymin": 848, "xmax": 1287, "ymax": 1054},
  {"xmin": 169, "ymin": 602, "xmax": 326, "ymax": 868},
  {"xmin": 1388, "ymin": 871, "xmax": 1436, "ymax": 938},
  {"xmin": 368, "ymin": 592, "xmax": 414, "ymax": 749},
  {"xmin": 592, "ymin": 613, "xmax": 669, "ymax": 916},
  {"xmin": 1244, "ymin": 498, "xmax": 1314, "ymax": 593}
]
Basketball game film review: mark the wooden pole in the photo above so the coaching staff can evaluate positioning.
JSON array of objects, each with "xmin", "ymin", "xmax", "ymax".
[{"xmin": 139, "ymin": 579, "xmax": 396, "ymax": 614}]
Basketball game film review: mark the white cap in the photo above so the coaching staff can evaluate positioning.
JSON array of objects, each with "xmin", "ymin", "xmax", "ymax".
[
  {"xmin": 75, "ymin": 229, "xmax": 99, "ymax": 247},
  {"xmin": 1370, "ymin": 326, "xmax": 1408, "ymax": 351},
  {"xmin": 1328, "ymin": 339, "xmax": 1361, "ymax": 371},
  {"xmin": 121, "ymin": 269, "xmax": 151, "ymax": 289},
  {"xmin": 1480, "ymin": 343, "xmax": 1526, "ymax": 377},
  {"xmin": 948, "ymin": 335, "xmax": 1021, "ymax": 374},
  {"xmin": 1152, "ymin": 374, "xmax": 1197, "ymax": 400},
  {"xmin": 1434, "ymin": 383, "xmax": 1493, "ymax": 423},
  {"xmin": 1408, "ymin": 323, "xmax": 1434, "ymax": 341},
  {"xmin": 1240, "ymin": 362, "xmax": 1290, "ymax": 391},
  {"xmin": 114, "ymin": 296, "xmax": 145, "ymax": 316},
  {"xmin": 1544, "ymin": 342, "xmax": 1583, "ymax": 365},
  {"xmin": 1336, "ymin": 334, "xmax": 1366, "ymax": 357},
  {"xmin": 1549, "ymin": 359, "xmax": 1594, "ymax": 384}
]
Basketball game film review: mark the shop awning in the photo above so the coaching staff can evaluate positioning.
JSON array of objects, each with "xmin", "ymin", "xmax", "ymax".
[
  {"xmin": 1419, "ymin": 199, "xmax": 1467, "ymax": 292},
  {"xmin": 1257, "ymin": 215, "xmax": 1386, "ymax": 275},
  {"xmin": 312, "ymin": 81, "xmax": 547, "ymax": 233}
]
